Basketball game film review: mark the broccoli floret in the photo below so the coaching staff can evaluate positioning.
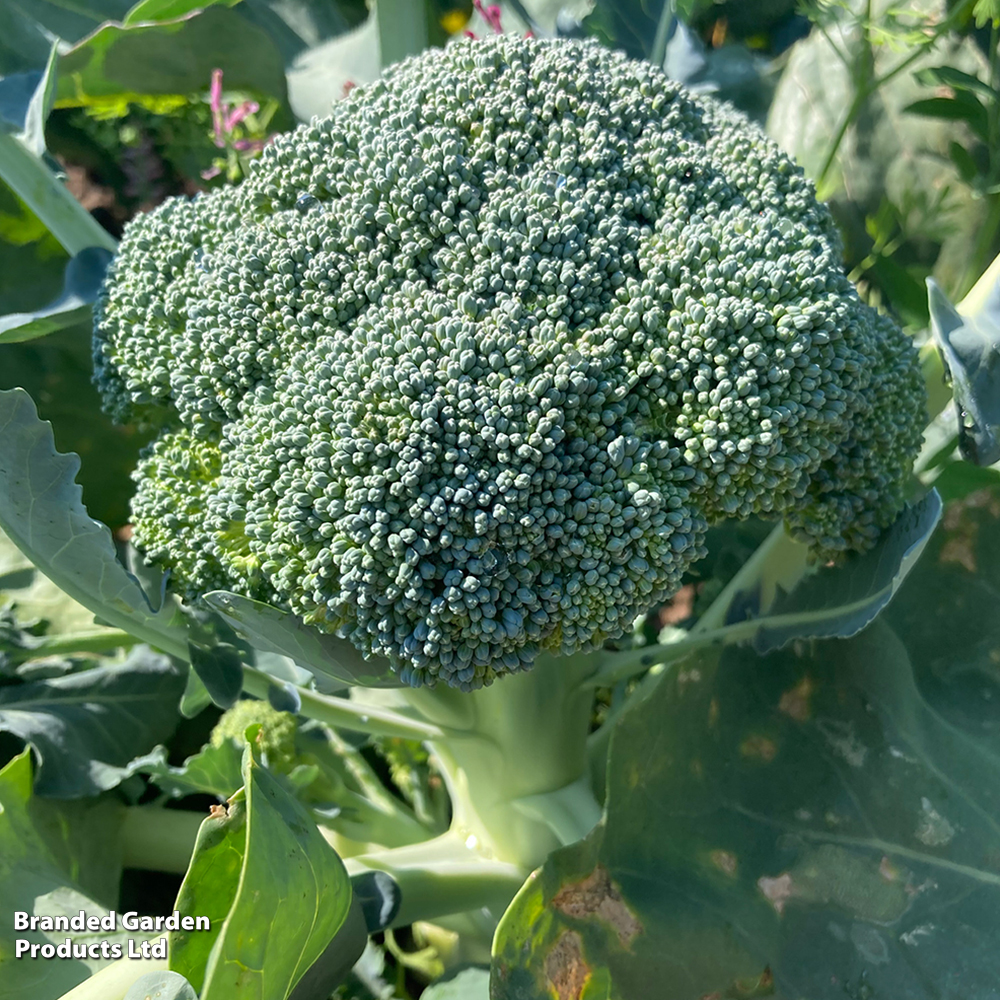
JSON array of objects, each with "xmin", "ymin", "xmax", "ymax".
[
  {"xmin": 129, "ymin": 429, "xmax": 229, "ymax": 601},
  {"xmin": 95, "ymin": 35, "xmax": 926, "ymax": 689},
  {"xmin": 211, "ymin": 698, "xmax": 298, "ymax": 774},
  {"xmin": 130, "ymin": 428, "xmax": 272, "ymax": 603}
]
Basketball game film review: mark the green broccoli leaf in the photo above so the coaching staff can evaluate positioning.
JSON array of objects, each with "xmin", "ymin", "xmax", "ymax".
[
  {"xmin": 0, "ymin": 326, "xmax": 148, "ymax": 530},
  {"xmin": 55, "ymin": 5, "xmax": 293, "ymax": 130},
  {"xmin": 170, "ymin": 741, "xmax": 368, "ymax": 998},
  {"xmin": 122, "ymin": 0, "xmax": 237, "ymax": 26},
  {"xmin": 204, "ymin": 591, "xmax": 401, "ymax": 689},
  {"xmin": 187, "ymin": 642, "xmax": 244, "ymax": 710},
  {"xmin": 928, "ymin": 271, "xmax": 1000, "ymax": 467},
  {"xmin": 140, "ymin": 741, "xmax": 245, "ymax": 801},
  {"xmin": 0, "ymin": 44, "xmax": 116, "ymax": 257},
  {"xmin": 0, "ymin": 40, "xmax": 56, "ymax": 157},
  {"xmin": 0, "ymin": 602, "xmax": 46, "ymax": 675},
  {"xmin": 0, "ymin": 751, "xmax": 132, "ymax": 1000},
  {"xmin": 0, "ymin": 247, "xmax": 112, "ymax": 345},
  {"xmin": 0, "ymin": 646, "xmax": 185, "ymax": 796},
  {"xmin": 0, "ymin": 388, "xmax": 190, "ymax": 659},
  {"xmin": 0, "ymin": 1, "xmax": 131, "ymax": 77},
  {"xmin": 0, "ymin": 523, "xmax": 139, "ymax": 675},
  {"xmin": 494, "ymin": 490, "xmax": 1000, "ymax": 998}
]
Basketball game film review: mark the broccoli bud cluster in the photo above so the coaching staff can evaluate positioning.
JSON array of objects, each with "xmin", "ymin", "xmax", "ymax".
[
  {"xmin": 211, "ymin": 698, "xmax": 298, "ymax": 774},
  {"xmin": 95, "ymin": 35, "xmax": 925, "ymax": 689}
]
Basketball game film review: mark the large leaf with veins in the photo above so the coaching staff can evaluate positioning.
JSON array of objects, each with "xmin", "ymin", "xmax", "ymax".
[{"xmin": 493, "ymin": 488, "xmax": 1000, "ymax": 999}]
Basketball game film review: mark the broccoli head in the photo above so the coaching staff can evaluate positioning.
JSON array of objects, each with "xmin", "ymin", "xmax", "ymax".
[
  {"xmin": 211, "ymin": 698, "xmax": 298, "ymax": 774},
  {"xmin": 95, "ymin": 35, "xmax": 926, "ymax": 689}
]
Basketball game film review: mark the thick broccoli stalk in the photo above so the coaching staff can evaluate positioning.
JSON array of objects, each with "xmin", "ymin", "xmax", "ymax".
[{"xmin": 95, "ymin": 35, "xmax": 926, "ymax": 691}]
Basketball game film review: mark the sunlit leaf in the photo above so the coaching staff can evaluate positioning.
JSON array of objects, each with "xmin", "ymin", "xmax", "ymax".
[
  {"xmin": 0, "ymin": 751, "xmax": 131, "ymax": 1000},
  {"xmin": 140, "ymin": 741, "xmax": 244, "ymax": 801},
  {"xmin": 0, "ymin": 388, "xmax": 189, "ymax": 658},
  {"xmin": 170, "ymin": 743, "xmax": 367, "ymax": 998},
  {"xmin": 204, "ymin": 591, "xmax": 400, "ymax": 688}
]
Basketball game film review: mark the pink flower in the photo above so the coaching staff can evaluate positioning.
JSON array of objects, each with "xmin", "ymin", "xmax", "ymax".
[
  {"xmin": 209, "ymin": 68, "xmax": 223, "ymax": 111},
  {"xmin": 209, "ymin": 68, "xmax": 226, "ymax": 147},
  {"xmin": 203, "ymin": 68, "xmax": 270, "ymax": 182},
  {"xmin": 473, "ymin": 0, "xmax": 502, "ymax": 34},
  {"xmin": 225, "ymin": 100, "xmax": 259, "ymax": 133}
]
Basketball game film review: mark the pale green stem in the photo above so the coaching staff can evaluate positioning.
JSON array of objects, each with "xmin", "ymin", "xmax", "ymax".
[
  {"xmin": 358, "ymin": 652, "xmax": 601, "ymax": 871},
  {"xmin": 242, "ymin": 666, "xmax": 447, "ymax": 741},
  {"xmin": 343, "ymin": 832, "xmax": 526, "ymax": 928},
  {"xmin": 415, "ymin": 653, "xmax": 599, "ymax": 869},
  {"xmin": 308, "ymin": 727, "xmax": 434, "ymax": 845},
  {"xmin": 121, "ymin": 806, "xmax": 204, "ymax": 874},
  {"xmin": 320, "ymin": 786, "xmax": 431, "ymax": 848},
  {"xmin": 0, "ymin": 132, "xmax": 117, "ymax": 256},
  {"xmin": 586, "ymin": 627, "xmax": 733, "ymax": 689},
  {"xmin": 325, "ymin": 724, "xmax": 420, "ymax": 819},
  {"xmin": 15, "ymin": 628, "xmax": 137, "ymax": 661},
  {"xmin": 687, "ymin": 520, "xmax": 789, "ymax": 633}
]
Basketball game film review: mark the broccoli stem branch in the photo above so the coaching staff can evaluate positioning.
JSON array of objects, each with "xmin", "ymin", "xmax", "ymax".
[
  {"xmin": 324, "ymin": 724, "xmax": 422, "ymax": 819},
  {"xmin": 317, "ymin": 789, "xmax": 431, "ymax": 850},
  {"xmin": 121, "ymin": 806, "xmax": 204, "ymax": 874},
  {"xmin": 341, "ymin": 832, "xmax": 526, "ymax": 928},
  {"xmin": 359, "ymin": 652, "xmax": 601, "ymax": 873},
  {"xmin": 304, "ymin": 727, "xmax": 435, "ymax": 846},
  {"xmin": 242, "ymin": 666, "xmax": 448, "ymax": 740},
  {"xmin": 12, "ymin": 628, "xmax": 137, "ymax": 662}
]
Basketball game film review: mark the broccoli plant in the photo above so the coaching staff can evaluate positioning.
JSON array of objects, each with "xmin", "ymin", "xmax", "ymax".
[
  {"xmin": 3, "ymin": 28, "xmax": 997, "ymax": 1000},
  {"xmin": 89, "ymin": 28, "xmax": 925, "ymax": 855}
]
